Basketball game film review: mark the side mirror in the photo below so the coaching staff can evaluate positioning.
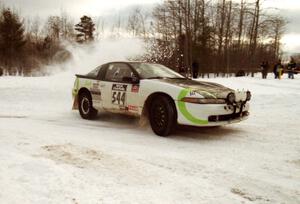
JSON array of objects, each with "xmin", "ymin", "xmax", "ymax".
[{"xmin": 122, "ymin": 76, "xmax": 139, "ymax": 84}]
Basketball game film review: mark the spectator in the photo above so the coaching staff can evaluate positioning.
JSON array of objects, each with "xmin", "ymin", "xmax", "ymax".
[
  {"xmin": 192, "ymin": 61, "xmax": 199, "ymax": 79},
  {"xmin": 260, "ymin": 61, "xmax": 269, "ymax": 79},
  {"xmin": 273, "ymin": 60, "xmax": 283, "ymax": 79},
  {"xmin": 0, "ymin": 67, "xmax": 3, "ymax": 77},
  {"xmin": 287, "ymin": 57, "xmax": 296, "ymax": 79}
]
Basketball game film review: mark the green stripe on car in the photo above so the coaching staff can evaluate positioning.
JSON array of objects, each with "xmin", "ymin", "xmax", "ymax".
[{"xmin": 177, "ymin": 89, "xmax": 209, "ymax": 125}]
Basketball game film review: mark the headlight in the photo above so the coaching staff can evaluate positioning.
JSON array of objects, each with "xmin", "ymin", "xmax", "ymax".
[
  {"xmin": 181, "ymin": 97, "xmax": 226, "ymax": 104},
  {"xmin": 246, "ymin": 91, "xmax": 251, "ymax": 101},
  {"xmin": 227, "ymin": 92, "xmax": 236, "ymax": 104}
]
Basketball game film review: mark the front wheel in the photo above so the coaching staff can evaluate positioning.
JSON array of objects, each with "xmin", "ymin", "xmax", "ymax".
[
  {"xmin": 149, "ymin": 95, "xmax": 176, "ymax": 136},
  {"xmin": 78, "ymin": 91, "xmax": 98, "ymax": 119}
]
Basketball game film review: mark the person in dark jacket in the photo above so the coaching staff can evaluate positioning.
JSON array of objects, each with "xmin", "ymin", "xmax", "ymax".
[
  {"xmin": 0, "ymin": 67, "xmax": 3, "ymax": 77},
  {"xmin": 273, "ymin": 60, "xmax": 283, "ymax": 79},
  {"xmin": 260, "ymin": 61, "xmax": 269, "ymax": 79},
  {"xmin": 192, "ymin": 61, "xmax": 199, "ymax": 79},
  {"xmin": 287, "ymin": 57, "xmax": 296, "ymax": 79}
]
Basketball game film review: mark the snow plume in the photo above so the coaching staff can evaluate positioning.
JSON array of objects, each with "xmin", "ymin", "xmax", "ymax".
[{"xmin": 43, "ymin": 38, "xmax": 145, "ymax": 75}]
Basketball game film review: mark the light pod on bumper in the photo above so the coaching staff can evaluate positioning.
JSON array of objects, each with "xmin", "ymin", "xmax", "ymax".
[
  {"xmin": 246, "ymin": 91, "xmax": 251, "ymax": 101},
  {"xmin": 227, "ymin": 92, "xmax": 236, "ymax": 104}
]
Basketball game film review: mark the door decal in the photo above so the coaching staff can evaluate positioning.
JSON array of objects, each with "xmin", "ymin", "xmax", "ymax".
[
  {"xmin": 90, "ymin": 82, "xmax": 102, "ymax": 100},
  {"xmin": 112, "ymin": 84, "xmax": 127, "ymax": 106},
  {"xmin": 131, "ymin": 85, "xmax": 139, "ymax": 93}
]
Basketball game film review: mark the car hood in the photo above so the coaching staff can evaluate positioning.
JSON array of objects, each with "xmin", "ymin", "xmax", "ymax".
[{"xmin": 157, "ymin": 78, "xmax": 234, "ymax": 99}]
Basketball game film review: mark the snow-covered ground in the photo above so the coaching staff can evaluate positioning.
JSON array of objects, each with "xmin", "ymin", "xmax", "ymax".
[{"xmin": 0, "ymin": 73, "xmax": 299, "ymax": 204}]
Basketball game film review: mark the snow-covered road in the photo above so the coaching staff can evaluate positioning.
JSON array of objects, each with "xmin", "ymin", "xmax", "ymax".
[{"xmin": 0, "ymin": 73, "xmax": 299, "ymax": 204}]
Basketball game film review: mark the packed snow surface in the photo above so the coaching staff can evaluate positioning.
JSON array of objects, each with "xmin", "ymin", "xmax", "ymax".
[{"xmin": 0, "ymin": 73, "xmax": 299, "ymax": 204}]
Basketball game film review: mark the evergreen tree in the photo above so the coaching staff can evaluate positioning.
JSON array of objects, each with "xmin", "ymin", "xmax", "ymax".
[
  {"xmin": 0, "ymin": 8, "xmax": 26, "ymax": 72},
  {"xmin": 75, "ymin": 15, "xmax": 95, "ymax": 43}
]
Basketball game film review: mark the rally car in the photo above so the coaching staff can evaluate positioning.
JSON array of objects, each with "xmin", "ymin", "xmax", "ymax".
[{"xmin": 72, "ymin": 62, "xmax": 251, "ymax": 136}]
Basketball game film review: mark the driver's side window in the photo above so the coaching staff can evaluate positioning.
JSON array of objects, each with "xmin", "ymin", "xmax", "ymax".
[{"xmin": 105, "ymin": 63, "xmax": 133, "ymax": 82}]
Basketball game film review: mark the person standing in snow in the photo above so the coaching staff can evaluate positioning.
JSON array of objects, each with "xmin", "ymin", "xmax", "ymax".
[
  {"xmin": 0, "ymin": 67, "xmax": 3, "ymax": 77},
  {"xmin": 287, "ymin": 57, "xmax": 296, "ymax": 79},
  {"xmin": 192, "ymin": 61, "xmax": 199, "ymax": 79},
  {"xmin": 260, "ymin": 61, "xmax": 269, "ymax": 79},
  {"xmin": 273, "ymin": 60, "xmax": 283, "ymax": 79}
]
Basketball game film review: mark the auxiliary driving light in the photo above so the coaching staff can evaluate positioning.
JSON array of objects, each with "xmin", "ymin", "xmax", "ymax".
[
  {"xmin": 246, "ymin": 91, "xmax": 251, "ymax": 101},
  {"xmin": 227, "ymin": 92, "xmax": 236, "ymax": 104}
]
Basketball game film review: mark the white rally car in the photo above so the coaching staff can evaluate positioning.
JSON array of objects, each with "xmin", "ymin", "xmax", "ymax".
[{"xmin": 72, "ymin": 62, "xmax": 251, "ymax": 136}]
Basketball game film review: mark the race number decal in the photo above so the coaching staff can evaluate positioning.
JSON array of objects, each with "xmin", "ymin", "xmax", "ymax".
[{"xmin": 112, "ymin": 84, "xmax": 127, "ymax": 106}]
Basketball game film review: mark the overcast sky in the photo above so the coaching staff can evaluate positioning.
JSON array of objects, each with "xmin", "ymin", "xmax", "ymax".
[
  {"xmin": 1, "ymin": 0, "xmax": 161, "ymax": 17},
  {"xmin": 1, "ymin": 0, "xmax": 300, "ymax": 52}
]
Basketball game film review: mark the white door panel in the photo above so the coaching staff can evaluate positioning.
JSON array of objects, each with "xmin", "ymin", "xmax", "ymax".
[
  {"xmin": 101, "ymin": 62, "xmax": 140, "ymax": 115},
  {"xmin": 99, "ymin": 81, "xmax": 111, "ymax": 111}
]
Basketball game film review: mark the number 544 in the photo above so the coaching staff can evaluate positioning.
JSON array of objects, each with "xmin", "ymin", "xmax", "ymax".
[{"xmin": 112, "ymin": 91, "xmax": 126, "ymax": 105}]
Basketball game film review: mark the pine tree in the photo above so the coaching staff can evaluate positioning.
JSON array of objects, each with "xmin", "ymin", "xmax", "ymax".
[
  {"xmin": 0, "ymin": 8, "xmax": 26, "ymax": 72},
  {"xmin": 75, "ymin": 15, "xmax": 95, "ymax": 43}
]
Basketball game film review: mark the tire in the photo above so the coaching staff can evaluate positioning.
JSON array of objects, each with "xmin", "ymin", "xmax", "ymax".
[
  {"xmin": 149, "ymin": 95, "xmax": 176, "ymax": 136},
  {"xmin": 78, "ymin": 91, "xmax": 98, "ymax": 119}
]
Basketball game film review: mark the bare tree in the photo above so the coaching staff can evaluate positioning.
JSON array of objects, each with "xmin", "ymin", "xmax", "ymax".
[
  {"xmin": 60, "ymin": 11, "xmax": 75, "ymax": 41},
  {"xmin": 237, "ymin": 0, "xmax": 246, "ymax": 49},
  {"xmin": 95, "ymin": 16, "xmax": 105, "ymax": 40},
  {"xmin": 144, "ymin": 0, "xmax": 287, "ymax": 77},
  {"xmin": 224, "ymin": 0, "xmax": 232, "ymax": 75},
  {"xmin": 127, "ymin": 7, "xmax": 150, "ymax": 38},
  {"xmin": 45, "ymin": 16, "xmax": 61, "ymax": 41},
  {"xmin": 271, "ymin": 16, "xmax": 286, "ymax": 59}
]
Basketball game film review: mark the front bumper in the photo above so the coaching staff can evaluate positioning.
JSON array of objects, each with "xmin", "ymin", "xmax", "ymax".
[{"xmin": 176, "ymin": 101, "xmax": 250, "ymax": 127}]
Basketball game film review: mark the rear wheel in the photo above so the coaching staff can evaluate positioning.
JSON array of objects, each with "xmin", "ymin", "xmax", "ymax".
[
  {"xmin": 149, "ymin": 95, "xmax": 176, "ymax": 136},
  {"xmin": 78, "ymin": 91, "xmax": 98, "ymax": 119}
]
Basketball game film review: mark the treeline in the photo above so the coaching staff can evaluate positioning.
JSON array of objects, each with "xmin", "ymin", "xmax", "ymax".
[
  {"xmin": 140, "ymin": 0, "xmax": 287, "ymax": 76},
  {"xmin": 0, "ymin": 0, "xmax": 287, "ymax": 76},
  {"xmin": 0, "ymin": 8, "xmax": 65, "ymax": 75},
  {"xmin": 0, "ymin": 5, "xmax": 96, "ymax": 75}
]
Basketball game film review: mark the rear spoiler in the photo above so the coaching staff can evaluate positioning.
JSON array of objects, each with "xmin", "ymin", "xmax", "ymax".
[{"xmin": 75, "ymin": 74, "xmax": 97, "ymax": 80}]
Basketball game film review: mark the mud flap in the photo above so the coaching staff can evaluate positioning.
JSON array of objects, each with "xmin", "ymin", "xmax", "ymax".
[
  {"xmin": 72, "ymin": 96, "xmax": 79, "ymax": 110},
  {"xmin": 139, "ymin": 106, "xmax": 149, "ymax": 127}
]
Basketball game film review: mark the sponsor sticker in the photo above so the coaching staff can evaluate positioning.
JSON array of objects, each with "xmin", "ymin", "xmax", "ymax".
[
  {"xmin": 90, "ymin": 82, "xmax": 101, "ymax": 95},
  {"xmin": 131, "ymin": 85, "xmax": 139, "ymax": 93},
  {"xmin": 112, "ymin": 84, "xmax": 127, "ymax": 91},
  {"xmin": 128, "ymin": 105, "xmax": 138, "ymax": 112}
]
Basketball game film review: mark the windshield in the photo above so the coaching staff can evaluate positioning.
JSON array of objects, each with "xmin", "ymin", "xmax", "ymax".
[{"xmin": 130, "ymin": 63, "xmax": 185, "ymax": 79}]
